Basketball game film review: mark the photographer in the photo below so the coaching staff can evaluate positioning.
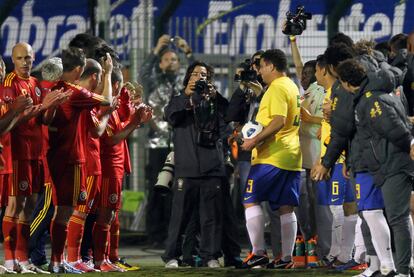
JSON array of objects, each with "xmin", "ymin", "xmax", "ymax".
[
  {"xmin": 140, "ymin": 34, "xmax": 195, "ymax": 247},
  {"xmin": 162, "ymin": 61, "xmax": 228, "ymax": 268}
]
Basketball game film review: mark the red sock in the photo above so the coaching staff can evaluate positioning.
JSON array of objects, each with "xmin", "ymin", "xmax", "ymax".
[
  {"xmin": 50, "ymin": 220, "xmax": 68, "ymax": 263},
  {"xmin": 16, "ymin": 221, "xmax": 30, "ymax": 262},
  {"xmin": 109, "ymin": 215, "xmax": 120, "ymax": 262},
  {"xmin": 93, "ymin": 223, "xmax": 110, "ymax": 264},
  {"xmin": 66, "ymin": 214, "xmax": 85, "ymax": 262},
  {"xmin": 2, "ymin": 216, "xmax": 18, "ymax": 261}
]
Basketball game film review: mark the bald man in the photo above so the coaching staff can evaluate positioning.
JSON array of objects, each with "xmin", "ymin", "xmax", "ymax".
[{"xmin": 1, "ymin": 42, "xmax": 63, "ymax": 274}]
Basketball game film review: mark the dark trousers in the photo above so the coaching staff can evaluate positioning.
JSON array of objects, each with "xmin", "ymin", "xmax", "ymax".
[
  {"xmin": 221, "ymin": 180, "xmax": 241, "ymax": 259},
  {"xmin": 29, "ymin": 184, "xmax": 54, "ymax": 266},
  {"xmin": 381, "ymin": 173, "xmax": 412, "ymax": 275},
  {"xmin": 162, "ymin": 177, "xmax": 223, "ymax": 263},
  {"xmin": 80, "ymin": 213, "xmax": 97, "ymax": 261},
  {"xmin": 181, "ymin": 179, "xmax": 241, "ymax": 262},
  {"xmin": 145, "ymin": 148, "xmax": 172, "ymax": 245}
]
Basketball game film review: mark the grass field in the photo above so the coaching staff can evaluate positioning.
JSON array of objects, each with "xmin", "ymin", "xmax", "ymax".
[{"xmin": 36, "ymin": 267, "xmax": 359, "ymax": 277}]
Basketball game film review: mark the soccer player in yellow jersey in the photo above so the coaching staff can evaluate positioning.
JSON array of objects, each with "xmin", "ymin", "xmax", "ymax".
[
  {"xmin": 240, "ymin": 49, "xmax": 302, "ymax": 269},
  {"xmin": 312, "ymin": 52, "xmax": 358, "ymax": 269}
]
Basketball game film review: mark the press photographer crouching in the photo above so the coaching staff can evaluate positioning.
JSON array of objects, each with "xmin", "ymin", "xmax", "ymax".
[{"xmin": 162, "ymin": 62, "xmax": 229, "ymax": 268}]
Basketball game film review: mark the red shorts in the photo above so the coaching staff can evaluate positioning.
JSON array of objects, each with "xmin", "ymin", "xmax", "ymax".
[
  {"xmin": 0, "ymin": 174, "xmax": 10, "ymax": 207},
  {"xmin": 10, "ymin": 160, "xmax": 44, "ymax": 196},
  {"xmin": 76, "ymin": 175, "xmax": 101, "ymax": 214},
  {"xmin": 99, "ymin": 176, "xmax": 123, "ymax": 210},
  {"xmin": 51, "ymin": 163, "xmax": 87, "ymax": 207}
]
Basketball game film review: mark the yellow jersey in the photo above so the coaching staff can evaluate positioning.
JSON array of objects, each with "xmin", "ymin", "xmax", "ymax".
[
  {"xmin": 320, "ymin": 87, "xmax": 332, "ymax": 158},
  {"xmin": 320, "ymin": 87, "xmax": 344, "ymax": 163},
  {"xmin": 251, "ymin": 76, "xmax": 302, "ymax": 171}
]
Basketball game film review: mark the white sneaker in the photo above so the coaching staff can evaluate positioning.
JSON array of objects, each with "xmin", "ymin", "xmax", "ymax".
[
  {"xmin": 207, "ymin": 259, "xmax": 220, "ymax": 268},
  {"xmin": 0, "ymin": 265, "xmax": 16, "ymax": 274},
  {"xmin": 15, "ymin": 263, "xmax": 36, "ymax": 274},
  {"xmin": 165, "ymin": 259, "xmax": 179, "ymax": 268},
  {"xmin": 25, "ymin": 264, "xmax": 50, "ymax": 274}
]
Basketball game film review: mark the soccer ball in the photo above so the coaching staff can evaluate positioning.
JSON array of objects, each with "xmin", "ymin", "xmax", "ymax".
[{"xmin": 241, "ymin": 121, "xmax": 263, "ymax": 139}]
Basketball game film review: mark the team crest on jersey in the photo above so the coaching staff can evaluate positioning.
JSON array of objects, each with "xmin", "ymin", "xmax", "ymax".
[
  {"xmin": 177, "ymin": 178, "xmax": 184, "ymax": 191},
  {"xmin": 19, "ymin": 181, "xmax": 29, "ymax": 191},
  {"xmin": 35, "ymin": 87, "xmax": 42, "ymax": 97},
  {"xmin": 109, "ymin": 193, "xmax": 118, "ymax": 204},
  {"xmin": 79, "ymin": 191, "xmax": 87, "ymax": 201}
]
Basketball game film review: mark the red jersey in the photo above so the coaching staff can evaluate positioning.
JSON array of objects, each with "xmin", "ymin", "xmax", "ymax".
[
  {"xmin": 82, "ymin": 108, "xmax": 101, "ymax": 176},
  {"xmin": 0, "ymin": 103, "xmax": 12, "ymax": 174},
  {"xmin": 39, "ymin": 80, "xmax": 58, "ymax": 158},
  {"xmin": 48, "ymin": 81, "xmax": 108, "ymax": 164},
  {"xmin": 100, "ymin": 111, "xmax": 128, "ymax": 178},
  {"xmin": 2, "ymin": 72, "xmax": 43, "ymax": 160}
]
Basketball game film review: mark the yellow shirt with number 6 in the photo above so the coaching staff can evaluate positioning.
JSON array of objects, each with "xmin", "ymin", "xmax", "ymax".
[{"xmin": 252, "ymin": 76, "xmax": 302, "ymax": 171}]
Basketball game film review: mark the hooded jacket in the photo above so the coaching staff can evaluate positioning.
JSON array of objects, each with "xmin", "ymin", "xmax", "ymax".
[{"xmin": 354, "ymin": 69, "xmax": 414, "ymax": 186}]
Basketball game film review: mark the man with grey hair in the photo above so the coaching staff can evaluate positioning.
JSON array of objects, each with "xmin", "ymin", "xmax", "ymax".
[
  {"xmin": 41, "ymin": 57, "xmax": 63, "ymax": 83},
  {"xmin": 29, "ymin": 56, "xmax": 65, "ymax": 270}
]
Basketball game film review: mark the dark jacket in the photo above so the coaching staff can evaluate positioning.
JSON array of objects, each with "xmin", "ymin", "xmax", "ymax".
[
  {"xmin": 165, "ymin": 91, "xmax": 229, "ymax": 178},
  {"xmin": 321, "ymin": 55, "xmax": 404, "ymax": 171},
  {"xmin": 355, "ymin": 70, "xmax": 414, "ymax": 186}
]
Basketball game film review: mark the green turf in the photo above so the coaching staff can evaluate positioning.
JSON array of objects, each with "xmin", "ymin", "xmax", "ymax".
[{"xmin": 42, "ymin": 267, "xmax": 359, "ymax": 276}]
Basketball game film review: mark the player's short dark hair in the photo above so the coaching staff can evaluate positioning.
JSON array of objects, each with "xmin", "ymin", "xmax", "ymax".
[
  {"xmin": 324, "ymin": 43, "xmax": 356, "ymax": 69},
  {"xmin": 303, "ymin": 60, "xmax": 316, "ymax": 71},
  {"xmin": 389, "ymin": 33, "xmax": 407, "ymax": 51},
  {"xmin": 61, "ymin": 47, "xmax": 86, "ymax": 72},
  {"xmin": 336, "ymin": 59, "xmax": 367, "ymax": 87},
  {"xmin": 111, "ymin": 67, "xmax": 123, "ymax": 85},
  {"xmin": 329, "ymin": 32, "xmax": 354, "ymax": 48},
  {"xmin": 261, "ymin": 49, "xmax": 288, "ymax": 72},
  {"xmin": 316, "ymin": 54, "xmax": 327, "ymax": 68},
  {"xmin": 80, "ymin": 59, "xmax": 101, "ymax": 80},
  {"xmin": 374, "ymin": 41, "xmax": 391, "ymax": 57}
]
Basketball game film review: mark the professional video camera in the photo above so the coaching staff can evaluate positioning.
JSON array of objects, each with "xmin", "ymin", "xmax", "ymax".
[
  {"xmin": 153, "ymin": 152, "xmax": 174, "ymax": 194},
  {"xmin": 282, "ymin": 5, "xmax": 312, "ymax": 36},
  {"xmin": 234, "ymin": 59, "xmax": 258, "ymax": 82}
]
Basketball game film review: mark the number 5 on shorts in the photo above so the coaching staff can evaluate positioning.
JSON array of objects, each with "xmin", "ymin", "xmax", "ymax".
[{"xmin": 246, "ymin": 179, "xmax": 254, "ymax": 193}]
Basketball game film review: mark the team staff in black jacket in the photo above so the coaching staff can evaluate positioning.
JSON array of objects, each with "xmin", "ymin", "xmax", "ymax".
[
  {"xmin": 162, "ymin": 61, "xmax": 229, "ymax": 268},
  {"xmin": 337, "ymin": 59, "xmax": 414, "ymax": 276}
]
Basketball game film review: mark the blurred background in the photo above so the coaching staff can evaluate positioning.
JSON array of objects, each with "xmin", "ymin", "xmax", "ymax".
[{"xmin": 0, "ymin": 0, "xmax": 412, "ymax": 236}]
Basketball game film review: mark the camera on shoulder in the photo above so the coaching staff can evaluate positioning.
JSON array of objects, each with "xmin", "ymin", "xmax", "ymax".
[{"xmin": 282, "ymin": 5, "xmax": 312, "ymax": 36}]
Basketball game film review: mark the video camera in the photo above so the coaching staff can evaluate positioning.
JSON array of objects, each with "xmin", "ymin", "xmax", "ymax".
[
  {"xmin": 234, "ymin": 59, "xmax": 258, "ymax": 82},
  {"xmin": 283, "ymin": 5, "xmax": 312, "ymax": 36}
]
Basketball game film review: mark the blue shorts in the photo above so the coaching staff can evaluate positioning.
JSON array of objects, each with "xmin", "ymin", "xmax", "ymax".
[
  {"xmin": 355, "ymin": 172, "xmax": 384, "ymax": 211},
  {"xmin": 243, "ymin": 164, "xmax": 300, "ymax": 210},
  {"xmin": 317, "ymin": 163, "xmax": 355, "ymax": 205}
]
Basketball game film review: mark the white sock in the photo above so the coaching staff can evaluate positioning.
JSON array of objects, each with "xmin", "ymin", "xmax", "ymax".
[
  {"xmin": 362, "ymin": 210, "xmax": 396, "ymax": 273},
  {"xmin": 328, "ymin": 205, "xmax": 344, "ymax": 258},
  {"xmin": 245, "ymin": 205, "xmax": 265, "ymax": 255},
  {"xmin": 338, "ymin": 214, "xmax": 358, "ymax": 263},
  {"xmin": 368, "ymin": 255, "xmax": 380, "ymax": 272},
  {"xmin": 280, "ymin": 212, "xmax": 297, "ymax": 262},
  {"xmin": 409, "ymin": 216, "xmax": 414, "ymax": 268},
  {"xmin": 4, "ymin": 260, "xmax": 14, "ymax": 270},
  {"xmin": 354, "ymin": 217, "xmax": 367, "ymax": 264},
  {"xmin": 19, "ymin": 261, "xmax": 29, "ymax": 266}
]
